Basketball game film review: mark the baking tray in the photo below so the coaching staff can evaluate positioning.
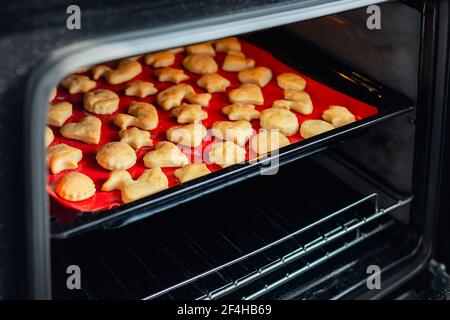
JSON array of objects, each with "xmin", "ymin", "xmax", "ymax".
[{"xmin": 50, "ymin": 31, "xmax": 413, "ymax": 239}]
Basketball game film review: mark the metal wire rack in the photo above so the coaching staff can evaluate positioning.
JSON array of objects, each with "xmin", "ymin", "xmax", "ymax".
[{"xmin": 143, "ymin": 194, "xmax": 412, "ymax": 300}]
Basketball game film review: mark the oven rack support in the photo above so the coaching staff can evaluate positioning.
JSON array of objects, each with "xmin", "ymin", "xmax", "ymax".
[{"xmin": 144, "ymin": 194, "xmax": 413, "ymax": 300}]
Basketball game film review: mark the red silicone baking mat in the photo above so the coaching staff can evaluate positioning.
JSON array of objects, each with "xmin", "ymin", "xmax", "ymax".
[{"xmin": 47, "ymin": 39, "xmax": 378, "ymax": 214}]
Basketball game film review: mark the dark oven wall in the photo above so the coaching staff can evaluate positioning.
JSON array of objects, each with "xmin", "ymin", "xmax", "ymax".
[{"xmin": 286, "ymin": 1, "xmax": 420, "ymax": 197}]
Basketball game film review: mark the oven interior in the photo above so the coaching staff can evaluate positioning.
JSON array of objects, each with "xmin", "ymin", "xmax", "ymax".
[{"xmin": 49, "ymin": 1, "xmax": 429, "ymax": 300}]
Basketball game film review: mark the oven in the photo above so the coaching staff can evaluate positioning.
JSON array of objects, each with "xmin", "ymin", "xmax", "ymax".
[{"xmin": 1, "ymin": 0, "xmax": 450, "ymax": 300}]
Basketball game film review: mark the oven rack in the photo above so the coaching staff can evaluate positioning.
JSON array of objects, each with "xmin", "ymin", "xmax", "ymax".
[
  {"xmin": 144, "ymin": 194, "xmax": 413, "ymax": 300},
  {"xmin": 51, "ymin": 159, "xmax": 413, "ymax": 300}
]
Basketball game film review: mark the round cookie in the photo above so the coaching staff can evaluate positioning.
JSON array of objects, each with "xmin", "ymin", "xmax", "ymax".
[
  {"xmin": 84, "ymin": 89, "xmax": 119, "ymax": 115},
  {"xmin": 250, "ymin": 129, "xmax": 290, "ymax": 155},
  {"xmin": 259, "ymin": 108, "xmax": 299, "ymax": 137},
  {"xmin": 183, "ymin": 54, "xmax": 218, "ymax": 74},
  {"xmin": 96, "ymin": 142, "xmax": 137, "ymax": 170},
  {"xmin": 300, "ymin": 120, "xmax": 335, "ymax": 139},
  {"xmin": 55, "ymin": 172, "xmax": 96, "ymax": 202}
]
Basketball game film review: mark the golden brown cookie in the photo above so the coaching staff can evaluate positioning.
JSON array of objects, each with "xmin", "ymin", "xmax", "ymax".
[
  {"xmin": 119, "ymin": 127, "xmax": 153, "ymax": 149},
  {"xmin": 215, "ymin": 37, "xmax": 241, "ymax": 53},
  {"xmin": 166, "ymin": 123, "xmax": 207, "ymax": 147},
  {"xmin": 222, "ymin": 103, "xmax": 260, "ymax": 121},
  {"xmin": 60, "ymin": 115, "xmax": 102, "ymax": 144},
  {"xmin": 171, "ymin": 104, "xmax": 208, "ymax": 124},
  {"xmin": 211, "ymin": 120, "xmax": 253, "ymax": 146},
  {"xmin": 47, "ymin": 144, "xmax": 83, "ymax": 174},
  {"xmin": 238, "ymin": 67, "xmax": 273, "ymax": 87},
  {"xmin": 228, "ymin": 84, "xmax": 264, "ymax": 105},
  {"xmin": 208, "ymin": 141, "xmax": 246, "ymax": 168},
  {"xmin": 49, "ymin": 87, "xmax": 57, "ymax": 101},
  {"xmin": 92, "ymin": 59, "xmax": 142, "ymax": 85},
  {"xmin": 272, "ymin": 90, "xmax": 313, "ymax": 115},
  {"xmin": 168, "ymin": 47, "xmax": 185, "ymax": 54},
  {"xmin": 197, "ymin": 73, "xmax": 231, "ymax": 93},
  {"xmin": 183, "ymin": 54, "xmax": 218, "ymax": 74},
  {"xmin": 250, "ymin": 129, "xmax": 290, "ymax": 155},
  {"xmin": 222, "ymin": 51, "xmax": 255, "ymax": 72},
  {"xmin": 61, "ymin": 75, "xmax": 96, "ymax": 94},
  {"xmin": 55, "ymin": 172, "xmax": 96, "ymax": 202},
  {"xmin": 300, "ymin": 119, "xmax": 335, "ymax": 138},
  {"xmin": 276, "ymin": 73, "xmax": 307, "ymax": 91},
  {"xmin": 114, "ymin": 102, "xmax": 158, "ymax": 131},
  {"xmin": 322, "ymin": 106, "xmax": 356, "ymax": 128},
  {"xmin": 83, "ymin": 89, "xmax": 120, "ymax": 115},
  {"xmin": 143, "ymin": 141, "xmax": 189, "ymax": 168},
  {"xmin": 260, "ymin": 108, "xmax": 299, "ymax": 137},
  {"xmin": 124, "ymin": 80, "xmax": 158, "ymax": 98},
  {"xmin": 101, "ymin": 168, "xmax": 168, "ymax": 204},
  {"xmin": 154, "ymin": 67, "xmax": 190, "ymax": 84},
  {"xmin": 96, "ymin": 142, "xmax": 137, "ymax": 171},
  {"xmin": 48, "ymin": 101, "xmax": 72, "ymax": 127},
  {"xmin": 144, "ymin": 51, "xmax": 175, "ymax": 68},
  {"xmin": 45, "ymin": 127, "xmax": 54, "ymax": 147},
  {"xmin": 185, "ymin": 92, "xmax": 212, "ymax": 107},
  {"xmin": 186, "ymin": 42, "xmax": 215, "ymax": 56},
  {"xmin": 156, "ymin": 83, "xmax": 195, "ymax": 111},
  {"xmin": 156, "ymin": 84, "xmax": 210, "ymax": 110},
  {"xmin": 174, "ymin": 163, "xmax": 211, "ymax": 183}
]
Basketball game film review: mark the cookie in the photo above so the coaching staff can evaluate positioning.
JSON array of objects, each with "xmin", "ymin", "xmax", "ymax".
[
  {"xmin": 215, "ymin": 37, "xmax": 241, "ymax": 53},
  {"xmin": 83, "ymin": 89, "xmax": 119, "ymax": 115},
  {"xmin": 154, "ymin": 67, "xmax": 190, "ymax": 84},
  {"xmin": 260, "ymin": 108, "xmax": 299, "ymax": 137},
  {"xmin": 211, "ymin": 120, "xmax": 253, "ymax": 146},
  {"xmin": 272, "ymin": 90, "xmax": 313, "ymax": 115},
  {"xmin": 300, "ymin": 119, "xmax": 335, "ymax": 138},
  {"xmin": 114, "ymin": 101, "xmax": 158, "ymax": 131},
  {"xmin": 119, "ymin": 127, "xmax": 153, "ymax": 149},
  {"xmin": 238, "ymin": 67, "xmax": 273, "ymax": 87},
  {"xmin": 92, "ymin": 59, "xmax": 142, "ymax": 85},
  {"xmin": 322, "ymin": 105, "xmax": 356, "ymax": 128},
  {"xmin": 276, "ymin": 73, "xmax": 307, "ymax": 91},
  {"xmin": 157, "ymin": 83, "xmax": 195, "ymax": 111},
  {"xmin": 171, "ymin": 104, "xmax": 208, "ymax": 124},
  {"xmin": 185, "ymin": 92, "xmax": 212, "ymax": 107},
  {"xmin": 208, "ymin": 141, "xmax": 246, "ymax": 168},
  {"xmin": 228, "ymin": 83, "xmax": 264, "ymax": 105},
  {"xmin": 183, "ymin": 54, "xmax": 218, "ymax": 74},
  {"xmin": 143, "ymin": 141, "xmax": 189, "ymax": 168},
  {"xmin": 55, "ymin": 172, "xmax": 96, "ymax": 202},
  {"xmin": 60, "ymin": 115, "xmax": 102, "ymax": 144},
  {"xmin": 174, "ymin": 163, "xmax": 211, "ymax": 183},
  {"xmin": 157, "ymin": 84, "xmax": 211, "ymax": 110},
  {"xmin": 61, "ymin": 75, "xmax": 96, "ymax": 94},
  {"xmin": 96, "ymin": 142, "xmax": 137, "ymax": 171},
  {"xmin": 144, "ymin": 51, "xmax": 175, "ymax": 68},
  {"xmin": 186, "ymin": 42, "xmax": 215, "ymax": 56},
  {"xmin": 222, "ymin": 103, "xmax": 260, "ymax": 121},
  {"xmin": 166, "ymin": 123, "xmax": 207, "ymax": 147},
  {"xmin": 47, "ymin": 101, "xmax": 72, "ymax": 127},
  {"xmin": 168, "ymin": 47, "xmax": 185, "ymax": 54},
  {"xmin": 197, "ymin": 73, "xmax": 230, "ymax": 93},
  {"xmin": 45, "ymin": 126, "xmax": 54, "ymax": 147},
  {"xmin": 124, "ymin": 80, "xmax": 158, "ymax": 98},
  {"xmin": 101, "ymin": 168, "xmax": 168, "ymax": 204},
  {"xmin": 49, "ymin": 87, "xmax": 57, "ymax": 101},
  {"xmin": 222, "ymin": 51, "xmax": 255, "ymax": 72},
  {"xmin": 250, "ymin": 129, "xmax": 290, "ymax": 155},
  {"xmin": 47, "ymin": 144, "xmax": 83, "ymax": 174}
]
